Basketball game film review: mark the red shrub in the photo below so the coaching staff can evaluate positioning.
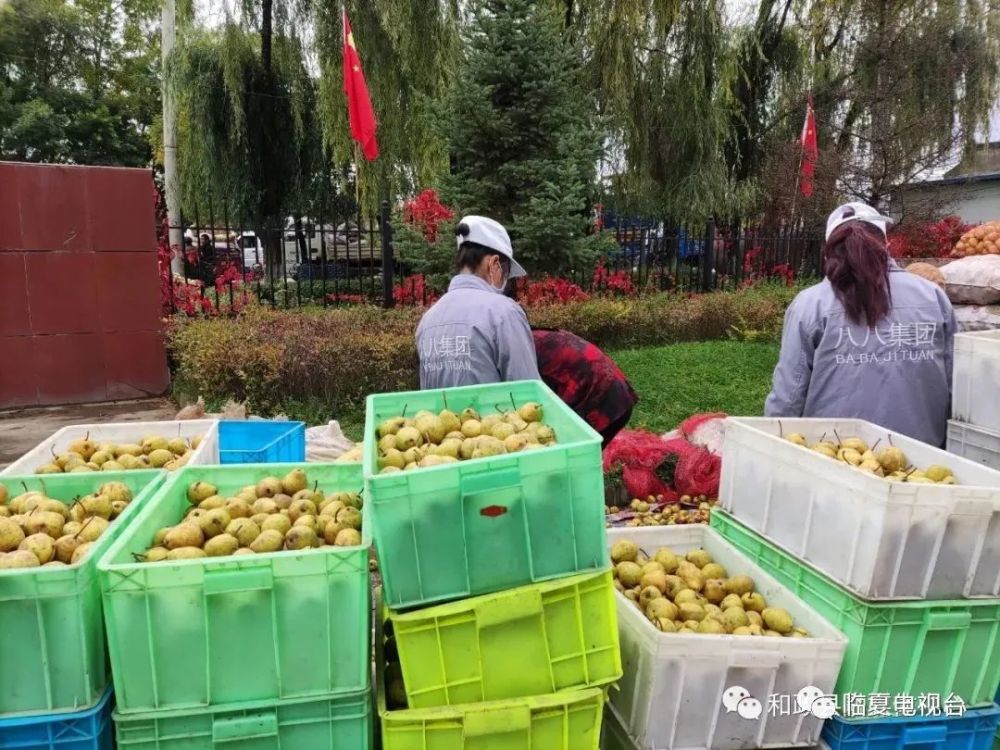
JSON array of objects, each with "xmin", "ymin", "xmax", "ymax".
[
  {"xmin": 888, "ymin": 216, "xmax": 975, "ymax": 259},
  {"xmin": 516, "ymin": 276, "xmax": 591, "ymax": 305},
  {"xmin": 402, "ymin": 189, "xmax": 455, "ymax": 243},
  {"xmin": 592, "ymin": 259, "xmax": 636, "ymax": 296},
  {"xmin": 394, "ymin": 274, "xmax": 439, "ymax": 306}
]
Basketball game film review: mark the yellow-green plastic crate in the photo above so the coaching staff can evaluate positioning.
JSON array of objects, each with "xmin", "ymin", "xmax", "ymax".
[
  {"xmin": 0, "ymin": 470, "xmax": 164, "ymax": 716},
  {"xmin": 364, "ymin": 380, "xmax": 607, "ymax": 610},
  {"xmin": 113, "ymin": 689, "xmax": 372, "ymax": 750},
  {"xmin": 375, "ymin": 587, "xmax": 605, "ymax": 750},
  {"xmin": 97, "ymin": 463, "xmax": 370, "ymax": 714},
  {"xmin": 711, "ymin": 511, "xmax": 1000, "ymax": 708},
  {"xmin": 390, "ymin": 569, "xmax": 621, "ymax": 709}
]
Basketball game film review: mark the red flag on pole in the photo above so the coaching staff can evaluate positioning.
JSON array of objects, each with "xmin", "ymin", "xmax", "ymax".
[
  {"xmin": 343, "ymin": 10, "xmax": 379, "ymax": 161},
  {"xmin": 800, "ymin": 95, "xmax": 818, "ymax": 197}
]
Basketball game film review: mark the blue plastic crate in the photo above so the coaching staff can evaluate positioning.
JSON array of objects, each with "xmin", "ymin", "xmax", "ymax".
[
  {"xmin": 218, "ymin": 420, "xmax": 305, "ymax": 464},
  {"xmin": 823, "ymin": 704, "xmax": 1000, "ymax": 750},
  {"xmin": 0, "ymin": 687, "xmax": 113, "ymax": 750}
]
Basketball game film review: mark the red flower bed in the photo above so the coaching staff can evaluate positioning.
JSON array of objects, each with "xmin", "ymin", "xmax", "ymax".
[
  {"xmin": 515, "ymin": 276, "xmax": 591, "ymax": 305},
  {"xmin": 394, "ymin": 274, "xmax": 439, "ymax": 306},
  {"xmin": 887, "ymin": 216, "xmax": 975, "ymax": 259},
  {"xmin": 592, "ymin": 259, "xmax": 636, "ymax": 296},
  {"xmin": 402, "ymin": 189, "xmax": 454, "ymax": 243}
]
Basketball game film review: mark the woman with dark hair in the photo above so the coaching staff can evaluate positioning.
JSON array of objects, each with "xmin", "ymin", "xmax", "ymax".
[
  {"xmin": 416, "ymin": 215, "xmax": 540, "ymax": 389},
  {"xmin": 765, "ymin": 202, "xmax": 956, "ymax": 446}
]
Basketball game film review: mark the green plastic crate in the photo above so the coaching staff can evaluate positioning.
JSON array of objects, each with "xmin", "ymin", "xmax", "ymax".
[
  {"xmin": 364, "ymin": 380, "xmax": 607, "ymax": 610},
  {"xmin": 375, "ymin": 586, "xmax": 605, "ymax": 750},
  {"xmin": 390, "ymin": 569, "xmax": 621, "ymax": 709},
  {"xmin": 711, "ymin": 511, "xmax": 1000, "ymax": 708},
  {"xmin": 97, "ymin": 463, "xmax": 370, "ymax": 714},
  {"xmin": 113, "ymin": 689, "xmax": 372, "ymax": 750},
  {"xmin": 0, "ymin": 470, "xmax": 164, "ymax": 716}
]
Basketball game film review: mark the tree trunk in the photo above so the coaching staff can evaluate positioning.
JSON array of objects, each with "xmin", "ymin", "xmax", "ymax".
[{"xmin": 261, "ymin": 0, "xmax": 273, "ymax": 77}]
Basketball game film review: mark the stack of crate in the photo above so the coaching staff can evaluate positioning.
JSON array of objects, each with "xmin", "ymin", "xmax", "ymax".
[
  {"xmin": 947, "ymin": 330, "xmax": 1000, "ymax": 470},
  {"xmin": 711, "ymin": 417, "xmax": 1000, "ymax": 750},
  {"xmin": 95, "ymin": 462, "xmax": 373, "ymax": 750},
  {"xmin": 0, "ymin": 471, "xmax": 165, "ymax": 750},
  {"xmin": 364, "ymin": 381, "xmax": 622, "ymax": 750}
]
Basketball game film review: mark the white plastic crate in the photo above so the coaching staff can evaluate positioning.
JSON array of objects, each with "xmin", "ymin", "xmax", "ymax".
[
  {"xmin": 1, "ymin": 420, "xmax": 220, "ymax": 476},
  {"xmin": 720, "ymin": 418, "xmax": 1000, "ymax": 600},
  {"xmin": 948, "ymin": 420, "xmax": 1000, "ymax": 471},
  {"xmin": 607, "ymin": 525, "xmax": 847, "ymax": 750},
  {"xmin": 953, "ymin": 330, "xmax": 1000, "ymax": 433}
]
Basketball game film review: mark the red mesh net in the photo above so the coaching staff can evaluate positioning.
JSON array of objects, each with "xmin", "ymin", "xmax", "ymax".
[{"xmin": 604, "ymin": 423, "xmax": 723, "ymax": 500}]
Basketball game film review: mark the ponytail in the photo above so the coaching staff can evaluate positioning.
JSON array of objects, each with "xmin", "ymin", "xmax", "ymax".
[{"xmin": 823, "ymin": 221, "xmax": 892, "ymax": 327}]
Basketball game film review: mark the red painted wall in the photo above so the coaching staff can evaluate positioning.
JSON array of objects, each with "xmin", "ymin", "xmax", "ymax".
[{"xmin": 0, "ymin": 162, "xmax": 168, "ymax": 408}]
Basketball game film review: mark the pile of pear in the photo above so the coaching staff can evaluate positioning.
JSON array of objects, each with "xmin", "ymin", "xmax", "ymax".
[
  {"xmin": 35, "ymin": 434, "xmax": 203, "ymax": 474},
  {"xmin": 137, "ymin": 469, "xmax": 363, "ymax": 562},
  {"xmin": 375, "ymin": 402, "xmax": 556, "ymax": 474},
  {"xmin": 0, "ymin": 481, "xmax": 134, "ymax": 568},
  {"xmin": 785, "ymin": 434, "xmax": 957, "ymax": 483},
  {"xmin": 611, "ymin": 540, "xmax": 809, "ymax": 637}
]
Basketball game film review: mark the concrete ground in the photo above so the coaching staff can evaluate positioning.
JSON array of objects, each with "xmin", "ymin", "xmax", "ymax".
[{"xmin": 0, "ymin": 398, "xmax": 177, "ymax": 469}]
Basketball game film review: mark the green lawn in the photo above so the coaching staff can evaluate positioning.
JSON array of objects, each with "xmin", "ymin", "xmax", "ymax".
[
  {"xmin": 326, "ymin": 340, "xmax": 779, "ymax": 441},
  {"xmin": 609, "ymin": 341, "xmax": 780, "ymax": 434}
]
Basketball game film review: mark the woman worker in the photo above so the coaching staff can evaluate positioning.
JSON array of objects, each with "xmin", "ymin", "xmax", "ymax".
[
  {"xmin": 416, "ymin": 216, "xmax": 540, "ymax": 388},
  {"xmin": 765, "ymin": 202, "xmax": 956, "ymax": 447}
]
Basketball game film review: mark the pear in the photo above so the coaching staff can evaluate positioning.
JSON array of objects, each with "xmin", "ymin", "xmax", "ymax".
[
  {"xmin": 377, "ymin": 417, "xmax": 407, "ymax": 438},
  {"xmin": 142, "ymin": 546, "xmax": 169, "ymax": 562},
  {"xmin": 322, "ymin": 521, "xmax": 345, "ymax": 545},
  {"xmin": 198, "ymin": 508, "xmax": 231, "ymax": 539},
  {"xmin": 0, "ymin": 518, "xmax": 26, "ymax": 552},
  {"xmin": 114, "ymin": 443, "xmax": 143, "ymax": 458},
  {"xmin": 336, "ymin": 507, "xmax": 362, "ymax": 530},
  {"xmin": 461, "ymin": 420, "xmax": 482, "ymax": 438},
  {"xmin": 335, "ymin": 528, "xmax": 362, "ymax": 547},
  {"xmin": 611, "ymin": 539, "xmax": 639, "ymax": 563},
  {"xmin": 838, "ymin": 448, "xmax": 863, "ymax": 466},
  {"xmin": 741, "ymin": 592, "xmax": 766, "ymax": 613},
  {"xmin": 90, "ymin": 450, "xmax": 112, "ymax": 467},
  {"xmin": 638, "ymin": 585, "xmax": 662, "ymax": 609},
  {"xmin": 701, "ymin": 562, "xmax": 727, "ymax": 579},
  {"xmin": 142, "ymin": 436, "xmax": 169, "ymax": 453},
  {"xmin": 198, "ymin": 495, "xmax": 226, "ymax": 510},
  {"xmin": 785, "ymin": 433, "xmax": 808, "ymax": 446},
  {"xmin": 535, "ymin": 425, "xmax": 557, "ymax": 444},
  {"xmin": 686, "ymin": 548, "xmax": 713, "ymax": 567},
  {"xmin": 762, "ymin": 607, "xmax": 794, "ymax": 634},
  {"xmin": 1, "ymin": 549, "xmax": 41, "ymax": 568},
  {"xmin": 439, "ymin": 410, "xmax": 462, "ymax": 435},
  {"xmin": 255, "ymin": 477, "xmax": 282, "ymax": 498},
  {"xmin": 505, "ymin": 413, "xmax": 529, "ymax": 432},
  {"xmin": 273, "ymin": 493, "xmax": 294, "ymax": 510},
  {"xmin": 678, "ymin": 602, "xmax": 706, "ymax": 622},
  {"xmin": 379, "ymin": 449, "xmax": 406, "ymax": 470},
  {"xmin": 419, "ymin": 455, "xmax": 458, "ymax": 468},
  {"xmin": 640, "ymin": 569, "xmax": 668, "ymax": 593},
  {"xmin": 459, "ymin": 438, "xmax": 477, "ymax": 460},
  {"xmin": 503, "ymin": 434, "xmax": 530, "ymax": 453},
  {"xmin": 81, "ymin": 494, "xmax": 113, "ymax": 519},
  {"xmin": 840, "ymin": 437, "xmax": 869, "ymax": 453},
  {"xmin": 490, "ymin": 422, "xmax": 515, "ymax": 441},
  {"xmin": 164, "ymin": 523, "xmax": 205, "ymax": 550},
  {"xmin": 101, "ymin": 461, "xmax": 124, "ymax": 472},
  {"xmin": 98, "ymin": 482, "xmax": 132, "ymax": 504},
  {"xmin": 0, "ymin": 507, "xmax": 8, "ymax": 519},
  {"xmin": 616, "ymin": 561, "xmax": 643, "ymax": 587},
  {"xmin": 704, "ymin": 579, "xmax": 727, "ymax": 604},
  {"xmin": 70, "ymin": 543, "xmax": 95, "ymax": 564},
  {"xmin": 725, "ymin": 575, "xmax": 755, "ymax": 595},
  {"xmin": 925, "ymin": 465, "xmax": 954, "ymax": 482},
  {"xmin": 294, "ymin": 514, "xmax": 319, "ymax": 531},
  {"xmin": 26, "ymin": 511, "xmax": 65, "ymax": 538},
  {"xmin": 378, "ymin": 434, "xmax": 398, "ymax": 454},
  {"xmin": 721, "ymin": 593, "xmax": 743, "ymax": 610},
  {"xmin": 35, "ymin": 463, "xmax": 63, "ymax": 475},
  {"xmin": 284, "ymin": 526, "xmax": 319, "ymax": 550},
  {"xmin": 395, "ymin": 427, "xmax": 423, "ymax": 451},
  {"xmin": 226, "ymin": 498, "xmax": 251, "ymax": 519},
  {"xmin": 55, "ymin": 452, "xmax": 84, "ymax": 470},
  {"xmin": 288, "ymin": 498, "xmax": 317, "ymax": 522},
  {"xmin": 723, "ymin": 607, "xmax": 750, "ymax": 630},
  {"xmin": 233, "ymin": 548, "xmax": 255, "ymax": 556},
  {"xmin": 250, "ymin": 513, "xmax": 269, "ymax": 526},
  {"xmin": 433, "ymin": 438, "xmax": 463, "ymax": 459},
  {"xmin": 167, "ymin": 546, "xmax": 206, "ymax": 560},
  {"xmin": 252, "ymin": 498, "xmax": 279, "ymax": 515},
  {"xmin": 280, "ymin": 469, "xmax": 309, "ymax": 495},
  {"xmin": 646, "ymin": 598, "xmax": 678, "ymax": 621},
  {"xmin": 876, "ymin": 446, "xmax": 907, "ymax": 473},
  {"xmin": 20, "ymin": 533, "xmax": 55, "ymax": 564},
  {"xmin": 117, "ymin": 454, "xmax": 142, "ymax": 471},
  {"xmin": 516, "ymin": 402, "xmax": 542, "ymax": 422},
  {"xmin": 148, "ymin": 449, "xmax": 174, "ymax": 468},
  {"xmin": 69, "ymin": 465, "xmax": 96, "ymax": 473},
  {"xmin": 320, "ymin": 500, "xmax": 345, "ymax": 520},
  {"xmin": 187, "ymin": 481, "xmax": 218, "ymax": 504},
  {"xmin": 226, "ymin": 518, "xmax": 261, "ymax": 546},
  {"xmin": 204, "ymin": 534, "xmax": 240, "ymax": 557},
  {"xmin": 653, "ymin": 548, "xmax": 680, "ymax": 573},
  {"xmin": 167, "ymin": 438, "xmax": 189, "ymax": 455},
  {"xmin": 0, "ymin": 484, "xmax": 7, "ymax": 505},
  {"xmin": 261, "ymin": 514, "xmax": 292, "ymax": 535},
  {"xmin": 51, "ymin": 533, "xmax": 81, "ymax": 564}
]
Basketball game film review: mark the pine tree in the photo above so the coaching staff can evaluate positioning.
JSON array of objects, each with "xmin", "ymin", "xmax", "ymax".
[{"xmin": 444, "ymin": 0, "xmax": 601, "ymax": 274}]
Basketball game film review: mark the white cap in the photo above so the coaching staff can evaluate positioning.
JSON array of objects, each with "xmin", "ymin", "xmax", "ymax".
[
  {"xmin": 456, "ymin": 215, "xmax": 526, "ymax": 279},
  {"xmin": 825, "ymin": 202, "xmax": 894, "ymax": 241}
]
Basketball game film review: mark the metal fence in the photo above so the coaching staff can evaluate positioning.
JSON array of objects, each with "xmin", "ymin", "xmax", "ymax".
[{"xmin": 163, "ymin": 209, "xmax": 823, "ymax": 314}]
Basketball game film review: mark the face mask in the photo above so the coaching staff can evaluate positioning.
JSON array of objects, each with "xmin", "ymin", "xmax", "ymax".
[{"xmin": 490, "ymin": 258, "xmax": 508, "ymax": 292}]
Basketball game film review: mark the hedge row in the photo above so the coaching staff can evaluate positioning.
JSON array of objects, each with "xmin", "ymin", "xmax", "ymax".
[{"xmin": 167, "ymin": 284, "xmax": 798, "ymax": 418}]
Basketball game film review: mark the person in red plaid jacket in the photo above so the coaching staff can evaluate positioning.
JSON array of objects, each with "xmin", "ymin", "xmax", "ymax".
[{"xmin": 532, "ymin": 328, "xmax": 638, "ymax": 446}]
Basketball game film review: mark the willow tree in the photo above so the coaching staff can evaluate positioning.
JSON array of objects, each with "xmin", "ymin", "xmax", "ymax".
[
  {"xmin": 311, "ymin": 0, "xmax": 461, "ymax": 207},
  {"xmin": 784, "ymin": 0, "xmax": 1000, "ymax": 209}
]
